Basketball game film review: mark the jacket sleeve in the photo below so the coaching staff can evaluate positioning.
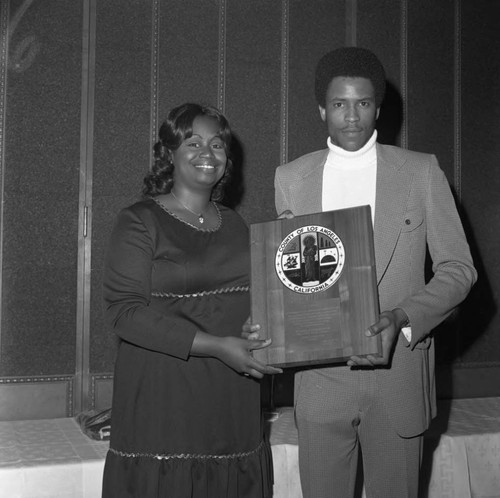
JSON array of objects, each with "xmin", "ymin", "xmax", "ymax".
[
  {"xmin": 103, "ymin": 206, "xmax": 198, "ymax": 359},
  {"xmin": 275, "ymin": 166, "xmax": 290, "ymax": 216},
  {"xmin": 397, "ymin": 158, "xmax": 477, "ymax": 348}
]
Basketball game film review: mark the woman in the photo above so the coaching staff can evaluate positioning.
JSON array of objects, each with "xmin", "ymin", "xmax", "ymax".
[{"xmin": 102, "ymin": 103, "xmax": 281, "ymax": 497}]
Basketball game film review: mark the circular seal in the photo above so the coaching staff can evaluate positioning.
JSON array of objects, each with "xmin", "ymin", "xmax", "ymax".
[{"xmin": 275, "ymin": 225, "xmax": 345, "ymax": 294}]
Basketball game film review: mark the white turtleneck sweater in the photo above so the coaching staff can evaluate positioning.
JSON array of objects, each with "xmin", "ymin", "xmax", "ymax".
[
  {"xmin": 322, "ymin": 130, "xmax": 377, "ymax": 224},
  {"xmin": 322, "ymin": 130, "xmax": 411, "ymax": 340}
]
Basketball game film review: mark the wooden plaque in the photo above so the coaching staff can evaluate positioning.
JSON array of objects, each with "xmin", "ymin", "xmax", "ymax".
[{"xmin": 250, "ymin": 205, "xmax": 381, "ymax": 367}]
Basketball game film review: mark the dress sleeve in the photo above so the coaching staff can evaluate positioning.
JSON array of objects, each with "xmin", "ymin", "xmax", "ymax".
[{"xmin": 103, "ymin": 206, "xmax": 198, "ymax": 360}]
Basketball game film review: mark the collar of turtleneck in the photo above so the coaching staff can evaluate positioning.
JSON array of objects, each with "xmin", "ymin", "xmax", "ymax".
[{"xmin": 326, "ymin": 130, "xmax": 377, "ymax": 169}]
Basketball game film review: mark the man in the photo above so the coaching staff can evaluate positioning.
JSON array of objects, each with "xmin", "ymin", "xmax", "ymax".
[{"xmin": 274, "ymin": 47, "xmax": 477, "ymax": 498}]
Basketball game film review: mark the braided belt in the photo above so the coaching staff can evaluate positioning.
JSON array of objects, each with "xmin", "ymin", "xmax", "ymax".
[
  {"xmin": 109, "ymin": 440, "xmax": 264, "ymax": 461},
  {"xmin": 151, "ymin": 285, "xmax": 249, "ymax": 299}
]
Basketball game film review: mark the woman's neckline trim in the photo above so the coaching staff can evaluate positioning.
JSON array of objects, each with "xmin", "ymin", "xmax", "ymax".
[{"xmin": 151, "ymin": 197, "xmax": 223, "ymax": 232}]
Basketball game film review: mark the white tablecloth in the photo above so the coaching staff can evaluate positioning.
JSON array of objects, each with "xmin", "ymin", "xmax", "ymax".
[
  {"xmin": 424, "ymin": 397, "xmax": 500, "ymax": 498},
  {"xmin": 0, "ymin": 397, "xmax": 499, "ymax": 498},
  {"xmin": 267, "ymin": 410, "xmax": 302, "ymax": 498},
  {"xmin": 0, "ymin": 418, "xmax": 107, "ymax": 498}
]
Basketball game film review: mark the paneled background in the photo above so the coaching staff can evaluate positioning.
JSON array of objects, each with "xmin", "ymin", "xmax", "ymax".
[{"xmin": 0, "ymin": 0, "xmax": 499, "ymax": 420}]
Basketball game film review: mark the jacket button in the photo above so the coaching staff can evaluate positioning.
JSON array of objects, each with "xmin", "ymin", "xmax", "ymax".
[{"xmin": 405, "ymin": 219, "xmax": 411, "ymax": 225}]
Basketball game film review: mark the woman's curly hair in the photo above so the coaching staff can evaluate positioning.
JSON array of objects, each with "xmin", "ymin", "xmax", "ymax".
[{"xmin": 143, "ymin": 103, "xmax": 233, "ymax": 202}]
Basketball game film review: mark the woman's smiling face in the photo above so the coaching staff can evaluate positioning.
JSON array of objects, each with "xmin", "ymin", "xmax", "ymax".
[{"xmin": 172, "ymin": 115, "xmax": 227, "ymax": 191}]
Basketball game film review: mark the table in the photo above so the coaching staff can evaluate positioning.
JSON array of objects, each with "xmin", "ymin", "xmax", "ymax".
[
  {"xmin": 423, "ymin": 397, "xmax": 500, "ymax": 498},
  {"xmin": 0, "ymin": 418, "xmax": 107, "ymax": 498},
  {"xmin": 0, "ymin": 398, "xmax": 499, "ymax": 498},
  {"xmin": 266, "ymin": 410, "xmax": 302, "ymax": 498}
]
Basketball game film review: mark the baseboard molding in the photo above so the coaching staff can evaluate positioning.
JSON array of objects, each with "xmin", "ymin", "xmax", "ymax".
[
  {"xmin": 0, "ymin": 376, "xmax": 73, "ymax": 421},
  {"xmin": 1, "ymin": 365, "xmax": 497, "ymax": 421},
  {"xmin": 436, "ymin": 363, "xmax": 500, "ymax": 399},
  {"xmin": 0, "ymin": 374, "xmax": 114, "ymax": 421}
]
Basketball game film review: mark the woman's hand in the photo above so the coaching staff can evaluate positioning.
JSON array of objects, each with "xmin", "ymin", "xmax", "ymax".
[
  {"xmin": 242, "ymin": 316, "xmax": 260, "ymax": 340},
  {"xmin": 218, "ymin": 336, "xmax": 282, "ymax": 378},
  {"xmin": 191, "ymin": 331, "xmax": 282, "ymax": 378}
]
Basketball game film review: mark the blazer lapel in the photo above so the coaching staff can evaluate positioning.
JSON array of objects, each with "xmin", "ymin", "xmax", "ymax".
[
  {"xmin": 289, "ymin": 150, "xmax": 328, "ymax": 214},
  {"xmin": 374, "ymin": 144, "xmax": 411, "ymax": 283},
  {"xmin": 285, "ymin": 145, "xmax": 411, "ymax": 284}
]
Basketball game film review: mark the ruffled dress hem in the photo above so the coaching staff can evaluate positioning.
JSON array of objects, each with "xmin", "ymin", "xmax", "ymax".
[{"xmin": 102, "ymin": 439, "xmax": 273, "ymax": 498}]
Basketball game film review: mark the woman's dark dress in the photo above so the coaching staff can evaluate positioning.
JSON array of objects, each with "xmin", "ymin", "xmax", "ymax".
[{"xmin": 101, "ymin": 199, "xmax": 272, "ymax": 498}]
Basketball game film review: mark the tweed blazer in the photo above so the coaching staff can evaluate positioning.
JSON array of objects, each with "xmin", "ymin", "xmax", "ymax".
[{"xmin": 275, "ymin": 143, "xmax": 477, "ymax": 436}]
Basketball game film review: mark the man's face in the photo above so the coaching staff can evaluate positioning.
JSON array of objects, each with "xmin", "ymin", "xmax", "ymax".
[{"xmin": 319, "ymin": 76, "xmax": 380, "ymax": 152}]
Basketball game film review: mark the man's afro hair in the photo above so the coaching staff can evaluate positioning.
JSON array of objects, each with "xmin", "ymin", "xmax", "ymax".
[{"xmin": 315, "ymin": 47, "xmax": 386, "ymax": 108}]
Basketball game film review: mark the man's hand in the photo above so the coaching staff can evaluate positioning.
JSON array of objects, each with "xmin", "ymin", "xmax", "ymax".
[
  {"xmin": 347, "ymin": 309, "xmax": 408, "ymax": 367},
  {"xmin": 278, "ymin": 210, "xmax": 294, "ymax": 219}
]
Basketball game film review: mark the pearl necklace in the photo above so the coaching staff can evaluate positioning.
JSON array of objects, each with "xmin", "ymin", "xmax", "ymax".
[{"xmin": 171, "ymin": 191, "xmax": 208, "ymax": 224}]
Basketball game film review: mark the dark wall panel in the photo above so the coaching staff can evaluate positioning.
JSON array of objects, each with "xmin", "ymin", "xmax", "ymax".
[
  {"xmin": 459, "ymin": 1, "xmax": 500, "ymax": 364},
  {"xmin": 1, "ymin": 0, "xmax": 82, "ymax": 376},
  {"xmin": 406, "ymin": 0, "xmax": 455, "ymax": 178},
  {"xmin": 90, "ymin": 0, "xmax": 154, "ymax": 373},
  {"xmin": 287, "ymin": 0, "xmax": 345, "ymax": 163},
  {"xmin": 158, "ymin": 0, "xmax": 220, "ymax": 116},
  {"xmin": 224, "ymin": 0, "xmax": 282, "ymax": 224},
  {"xmin": 358, "ymin": 0, "xmax": 402, "ymax": 147},
  {"xmin": 2, "ymin": 0, "xmax": 500, "ymax": 416}
]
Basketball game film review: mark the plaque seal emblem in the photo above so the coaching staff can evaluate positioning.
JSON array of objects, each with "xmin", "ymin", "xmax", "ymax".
[{"xmin": 275, "ymin": 225, "xmax": 345, "ymax": 294}]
